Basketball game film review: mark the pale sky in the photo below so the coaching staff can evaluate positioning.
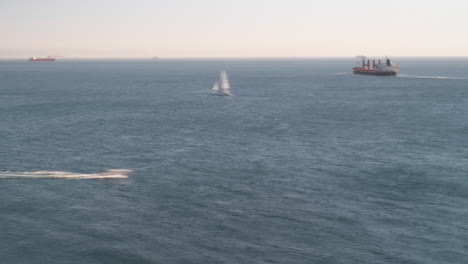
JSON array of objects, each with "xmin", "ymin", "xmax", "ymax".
[{"xmin": 1, "ymin": 0, "xmax": 467, "ymax": 58}]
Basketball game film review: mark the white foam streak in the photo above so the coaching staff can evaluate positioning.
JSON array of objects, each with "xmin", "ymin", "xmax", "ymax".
[
  {"xmin": 398, "ymin": 75, "xmax": 467, "ymax": 80},
  {"xmin": 0, "ymin": 169, "xmax": 132, "ymax": 179}
]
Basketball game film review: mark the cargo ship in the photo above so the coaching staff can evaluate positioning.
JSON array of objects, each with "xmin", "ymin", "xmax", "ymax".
[
  {"xmin": 353, "ymin": 56, "xmax": 399, "ymax": 76},
  {"xmin": 28, "ymin": 56, "xmax": 56, "ymax": 61}
]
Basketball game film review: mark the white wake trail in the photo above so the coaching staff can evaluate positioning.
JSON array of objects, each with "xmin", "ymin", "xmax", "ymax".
[
  {"xmin": 398, "ymin": 74, "xmax": 467, "ymax": 80},
  {"xmin": 336, "ymin": 72, "xmax": 352, "ymax": 75},
  {"xmin": 0, "ymin": 169, "xmax": 132, "ymax": 179}
]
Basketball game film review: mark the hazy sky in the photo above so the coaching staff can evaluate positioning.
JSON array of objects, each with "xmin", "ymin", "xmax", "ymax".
[{"xmin": 1, "ymin": 0, "xmax": 467, "ymax": 58}]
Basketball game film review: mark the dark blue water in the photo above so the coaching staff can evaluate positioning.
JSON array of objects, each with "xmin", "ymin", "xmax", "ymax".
[{"xmin": 0, "ymin": 58, "xmax": 467, "ymax": 263}]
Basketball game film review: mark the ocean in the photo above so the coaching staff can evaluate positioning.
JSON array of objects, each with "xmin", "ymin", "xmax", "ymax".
[{"xmin": 0, "ymin": 58, "xmax": 467, "ymax": 263}]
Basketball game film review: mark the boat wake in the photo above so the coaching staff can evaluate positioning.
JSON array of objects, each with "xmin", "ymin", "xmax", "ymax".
[
  {"xmin": 336, "ymin": 72, "xmax": 353, "ymax": 75},
  {"xmin": 0, "ymin": 169, "xmax": 132, "ymax": 179},
  {"xmin": 398, "ymin": 74, "xmax": 467, "ymax": 80}
]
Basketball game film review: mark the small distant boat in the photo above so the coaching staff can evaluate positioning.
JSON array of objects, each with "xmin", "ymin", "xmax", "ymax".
[
  {"xmin": 212, "ymin": 71, "xmax": 233, "ymax": 96},
  {"xmin": 28, "ymin": 56, "xmax": 55, "ymax": 62},
  {"xmin": 28, "ymin": 55, "xmax": 62, "ymax": 62}
]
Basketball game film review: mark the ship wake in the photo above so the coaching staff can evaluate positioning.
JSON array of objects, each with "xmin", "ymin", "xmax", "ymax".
[
  {"xmin": 0, "ymin": 169, "xmax": 132, "ymax": 179},
  {"xmin": 398, "ymin": 74, "xmax": 467, "ymax": 80}
]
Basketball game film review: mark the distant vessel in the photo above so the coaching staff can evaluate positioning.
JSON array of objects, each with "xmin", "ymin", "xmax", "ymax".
[
  {"xmin": 353, "ymin": 56, "xmax": 399, "ymax": 76},
  {"xmin": 29, "ymin": 57, "xmax": 55, "ymax": 61},
  {"xmin": 212, "ymin": 71, "xmax": 233, "ymax": 96},
  {"xmin": 28, "ymin": 55, "xmax": 59, "ymax": 62}
]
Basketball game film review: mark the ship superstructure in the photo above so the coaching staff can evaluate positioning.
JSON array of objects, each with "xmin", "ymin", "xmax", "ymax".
[{"xmin": 353, "ymin": 56, "xmax": 399, "ymax": 76}]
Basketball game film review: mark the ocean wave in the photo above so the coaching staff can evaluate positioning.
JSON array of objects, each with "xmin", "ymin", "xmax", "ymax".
[{"xmin": 0, "ymin": 169, "xmax": 132, "ymax": 179}]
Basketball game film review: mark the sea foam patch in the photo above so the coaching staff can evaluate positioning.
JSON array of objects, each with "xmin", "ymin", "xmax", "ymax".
[{"xmin": 0, "ymin": 169, "xmax": 132, "ymax": 179}]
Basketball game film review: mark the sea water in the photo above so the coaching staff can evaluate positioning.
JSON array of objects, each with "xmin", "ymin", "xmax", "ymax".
[{"xmin": 0, "ymin": 58, "xmax": 467, "ymax": 263}]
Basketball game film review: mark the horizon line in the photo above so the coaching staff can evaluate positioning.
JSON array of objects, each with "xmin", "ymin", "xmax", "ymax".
[{"xmin": 1, "ymin": 55, "xmax": 468, "ymax": 60}]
